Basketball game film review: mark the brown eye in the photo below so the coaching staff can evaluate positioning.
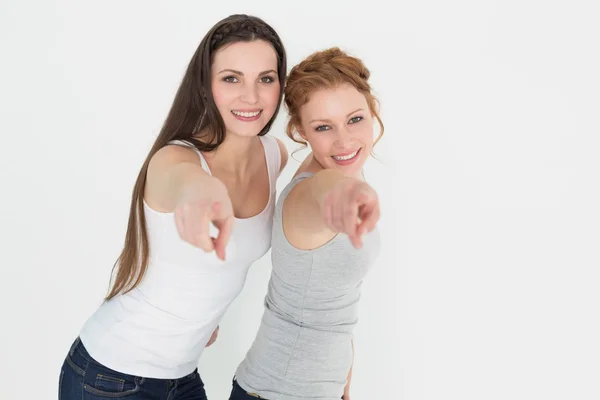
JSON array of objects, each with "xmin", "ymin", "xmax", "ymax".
[{"xmin": 260, "ymin": 76, "xmax": 275, "ymax": 83}]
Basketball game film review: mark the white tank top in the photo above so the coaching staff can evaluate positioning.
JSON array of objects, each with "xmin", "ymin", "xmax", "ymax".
[{"xmin": 79, "ymin": 135, "xmax": 281, "ymax": 379}]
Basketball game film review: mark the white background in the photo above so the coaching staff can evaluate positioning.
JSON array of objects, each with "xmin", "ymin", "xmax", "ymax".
[{"xmin": 1, "ymin": 1, "xmax": 598, "ymax": 399}]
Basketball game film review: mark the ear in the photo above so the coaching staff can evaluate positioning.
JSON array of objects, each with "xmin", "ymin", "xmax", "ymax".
[{"xmin": 297, "ymin": 127, "xmax": 308, "ymax": 141}]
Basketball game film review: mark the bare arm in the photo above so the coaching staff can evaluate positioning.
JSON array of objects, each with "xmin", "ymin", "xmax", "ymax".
[
  {"xmin": 145, "ymin": 145, "xmax": 228, "ymax": 212},
  {"xmin": 283, "ymin": 169, "xmax": 379, "ymax": 249},
  {"xmin": 284, "ymin": 169, "xmax": 349, "ymax": 233},
  {"xmin": 343, "ymin": 339, "xmax": 354, "ymax": 400},
  {"xmin": 145, "ymin": 145, "xmax": 234, "ymax": 259}
]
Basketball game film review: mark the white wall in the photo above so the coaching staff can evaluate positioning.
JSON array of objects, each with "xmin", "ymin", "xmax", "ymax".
[{"xmin": 1, "ymin": 1, "xmax": 598, "ymax": 399}]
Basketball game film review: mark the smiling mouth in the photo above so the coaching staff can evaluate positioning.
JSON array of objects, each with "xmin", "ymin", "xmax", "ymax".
[
  {"xmin": 331, "ymin": 148, "xmax": 361, "ymax": 161},
  {"xmin": 231, "ymin": 110, "xmax": 262, "ymax": 118}
]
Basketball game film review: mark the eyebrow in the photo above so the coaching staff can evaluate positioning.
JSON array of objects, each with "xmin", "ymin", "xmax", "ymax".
[
  {"xmin": 309, "ymin": 108, "xmax": 364, "ymax": 124},
  {"xmin": 216, "ymin": 69, "xmax": 277, "ymax": 76}
]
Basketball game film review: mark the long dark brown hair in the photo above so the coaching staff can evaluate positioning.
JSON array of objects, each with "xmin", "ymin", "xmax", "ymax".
[{"xmin": 105, "ymin": 14, "xmax": 287, "ymax": 301}]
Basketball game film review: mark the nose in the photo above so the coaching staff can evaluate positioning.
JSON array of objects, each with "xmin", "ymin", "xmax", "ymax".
[
  {"xmin": 333, "ymin": 125, "xmax": 355, "ymax": 148},
  {"xmin": 240, "ymin": 82, "xmax": 259, "ymax": 104}
]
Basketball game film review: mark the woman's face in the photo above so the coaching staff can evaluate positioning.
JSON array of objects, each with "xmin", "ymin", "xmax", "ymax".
[
  {"xmin": 211, "ymin": 40, "xmax": 281, "ymax": 138},
  {"xmin": 298, "ymin": 83, "xmax": 374, "ymax": 177}
]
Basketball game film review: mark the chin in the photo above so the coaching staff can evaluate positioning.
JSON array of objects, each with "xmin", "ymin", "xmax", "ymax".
[
  {"xmin": 228, "ymin": 125, "xmax": 266, "ymax": 138},
  {"xmin": 227, "ymin": 120, "xmax": 270, "ymax": 137},
  {"xmin": 230, "ymin": 130, "xmax": 262, "ymax": 138},
  {"xmin": 319, "ymin": 161, "xmax": 361, "ymax": 177}
]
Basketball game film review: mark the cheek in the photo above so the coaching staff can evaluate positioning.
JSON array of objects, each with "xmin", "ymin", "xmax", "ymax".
[
  {"xmin": 261, "ymin": 83, "xmax": 281, "ymax": 106},
  {"xmin": 307, "ymin": 134, "xmax": 333, "ymax": 156},
  {"xmin": 357, "ymin": 125, "xmax": 375, "ymax": 146},
  {"xmin": 212, "ymin": 82, "xmax": 236, "ymax": 108}
]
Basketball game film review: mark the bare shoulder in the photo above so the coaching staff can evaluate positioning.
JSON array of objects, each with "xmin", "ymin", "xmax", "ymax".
[
  {"xmin": 281, "ymin": 173, "xmax": 335, "ymax": 249},
  {"xmin": 283, "ymin": 155, "xmax": 316, "ymax": 209},
  {"xmin": 282, "ymin": 176, "xmax": 316, "ymax": 235},
  {"xmin": 275, "ymin": 137, "xmax": 289, "ymax": 174},
  {"xmin": 145, "ymin": 143, "xmax": 209, "ymax": 211},
  {"xmin": 148, "ymin": 143, "xmax": 202, "ymax": 173},
  {"xmin": 284, "ymin": 174, "xmax": 312, "ymax": 209}
]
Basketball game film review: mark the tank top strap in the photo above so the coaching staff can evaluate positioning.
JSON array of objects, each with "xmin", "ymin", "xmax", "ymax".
[
  {"xmin": 258, "ymin": 135, "xmax": 282, "ymax": 189},
  {"xmin": 167, "ymin": 136, "xmax": 282, "ymax": 180},
  {"xmin": 167, "ymin": 139, "xmax": 212, "ymax": 175},
  {"xmin": 290, "ymin": 171, "xmax": 315, "ymax": 183},
  {"xmin": 274, "ymin": 171, "xmax": 315, "ymax": 212}
]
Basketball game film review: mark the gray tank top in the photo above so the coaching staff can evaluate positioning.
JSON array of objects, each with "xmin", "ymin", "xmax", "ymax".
[{"xmin": 234, "ymin": 172, "xmax": 381, "ymax": 400}]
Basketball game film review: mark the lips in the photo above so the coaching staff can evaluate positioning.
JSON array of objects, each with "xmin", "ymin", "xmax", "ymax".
[
  {"xmin": 332, "ymin": 148, "xmax": 360, "ymax": 161},
  {"xmin": 330, "ymin": 147, "xmax": 362, "ymax": 166},
  {"xmin": 231, "ymin": 109, "xmax": 262, "ymax": 122},
  {"xmin": 231, "ymin": 110, "xmax": 261, "ymax": 118}
]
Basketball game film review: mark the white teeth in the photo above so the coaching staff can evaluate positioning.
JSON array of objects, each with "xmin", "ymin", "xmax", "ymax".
[
  {"xmin": 332, "ymin": 149, "xmax": 359, "ymax": 161},
  {"xmin": 232, "ymin": 110, "xmax": 261, "ymax": 117}
]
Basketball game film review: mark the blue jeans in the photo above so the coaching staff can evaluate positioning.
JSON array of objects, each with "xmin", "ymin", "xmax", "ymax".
[
  {"xmin": 228, "ymin": 379, "xmax": 343, "ymax": 400},
  {"xmin": 59, "ymin": 337, "xmax": 208, "ymax": 399},
  {"xmin": 228, "ymin": 379, "xmax": 263, "ymax": 399}
]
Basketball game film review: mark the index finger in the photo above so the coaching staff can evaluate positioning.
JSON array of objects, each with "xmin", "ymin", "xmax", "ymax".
[
  {"xmin": 357, "ymin": 202, "xmax": 380, "ymax": 235},
  {"xmin": 213, "ymin": 216, "xmax": 234, "ymax": 261},
  {"xmin": 191, "ymin": 204, "xmax": 215, "ymax": 251}
]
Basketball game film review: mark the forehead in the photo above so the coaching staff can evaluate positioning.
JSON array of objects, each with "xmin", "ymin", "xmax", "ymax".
[
  {"xmin": 212, "ymin": 40, "xmax": 278, "ymax": 74},
  {"xmin": 301, "ymin": 84, "xmax": 368, "ymax": 121}
]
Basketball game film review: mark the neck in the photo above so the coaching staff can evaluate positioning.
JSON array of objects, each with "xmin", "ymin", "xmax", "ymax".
[{"xmin": 199, "ymin": 132, "xmax": 261, "ymax": 175}]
